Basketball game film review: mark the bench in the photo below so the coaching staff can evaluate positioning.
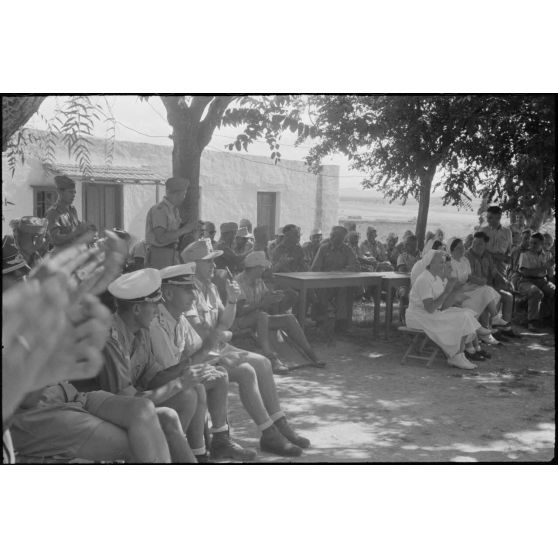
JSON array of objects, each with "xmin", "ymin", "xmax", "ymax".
[{"xmin": 398, "ymin": 326, "xmax": 442, "ymax": 368}]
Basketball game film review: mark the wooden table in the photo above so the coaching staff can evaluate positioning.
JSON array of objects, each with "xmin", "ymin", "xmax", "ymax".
[
  {"xmin": 380, "ymin": 272, "xmax": 411, "ymax": 339},
  {"xmin": 273, "ymin": 271, "xmax": 384, "ymax": 336}
]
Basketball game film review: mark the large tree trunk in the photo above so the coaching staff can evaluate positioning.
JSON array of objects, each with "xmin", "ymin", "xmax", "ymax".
[
  {"xmin": 171, "ymin": 124, "xmax": 203, "ymax": 224},
  {"xmin": 415, "ymin": 167, "xmax": 435, "ymax": 251},
  {"xmin": 2, "ymin": 95, "xmax": 47, "ymax": 151}
]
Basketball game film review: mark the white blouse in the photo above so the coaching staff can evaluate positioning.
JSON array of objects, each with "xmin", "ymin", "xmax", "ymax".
[
  {"xmin": 409, "ymin": 269, "xmax": 445, "ymax": 311},
  {"xmin": 450, "ymin": 257, "xmax": 472, "ymax": 283}
]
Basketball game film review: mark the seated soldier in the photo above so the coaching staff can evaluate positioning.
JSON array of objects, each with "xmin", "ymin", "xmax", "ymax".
[
  {"xmin": 234, "ymin": 226, "xmax": 254, "ymax": 258},
  {"xmin": 385, "ymin": 232, "xmax": 399, "ymax": 268},
  {"xmin": 543, "ymin": 233, "xmax": 555, "ymax": 283},
  {"xmin": 517, "ymin": 232, "xmax": 555, "ymax": 331},
  {"xmin": 181, "ymin": 239, "xmax": 309, "ymax": 457},
  {"xmin": 2, "ymin": 254, "xmax": 172, "ymax": 464},
  {"xmin": 466, "ymin": 232, "xmax": 516, "ymax": 337},
  {"xmin": 359, "ymin": 226, "xmax": 393, "ymax": 271},
  {"xmin": 271, "ymin": 224, "xmax": 308, "ymax": 273},
  {"xmin": 96, "ymin": 268, "xmax": 222, "ymax": 463},
  {"xmin": 149, "ymin": 263, "xmax": 256, "ymax": 462},
  {"xmin": 302, "ymin": 228, "xmax": 323, "ymax": 268},
  {"xmin": 510, "ymin": 229, "xmax": 532, "ymax": 285},
  {"xmin": 235, "ymin": 252, "xmax": 325, "ymax": 373},
  {"xmin": 201, "ymin": 221, "xmax": 218, "ymax": 249},
  {"xmin": 395, "ymin": 234, "xmax": 419, "ymax": 323},
  {"xmin": 9, "ymin": 217, "xmax": 49, "ymax": 268},
  {"xmin": 214, "ymin": 222, "xmax": 245, "ymax": 274},
  {"xmin": 311, "ymin": 225, "xmax": 360, "ymax": 333},
  {"xmin": 238, "ymin": 218, "xmax": 255, "ymax": 252},
  {"xmin": 267, "ymin": 227, "xmax": 284, "ymax": 261}
]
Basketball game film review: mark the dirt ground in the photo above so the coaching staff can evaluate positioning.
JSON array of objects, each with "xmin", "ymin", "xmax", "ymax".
[{"xmin": 227, "ymin": 323, "xmax": 556, "ymax": 463}]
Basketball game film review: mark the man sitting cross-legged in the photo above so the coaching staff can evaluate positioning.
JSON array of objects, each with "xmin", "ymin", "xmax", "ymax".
[
  {"xmin": 94, "ymin": 268, "xmax": 222, "ymax": 463},
  {"xmin": 149, "ymin": 263, "xmax": 256, "ymax": 462},
  {"xmin": 181, "ymin": 239, "xmax": 309, "ymax": 457},
  {"xmin": 235, "ymin": 251, "xmax": 325, "ymax": 374}
]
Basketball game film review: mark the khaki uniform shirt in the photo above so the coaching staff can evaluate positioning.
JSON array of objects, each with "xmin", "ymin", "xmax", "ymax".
[
  {"xmin": 145, "ymin": 197, "xmax": 181, "ymax": 248},
  {"xmin": 480, "ymin": 224, "xmax": 512, "ymax": 276},
  {"xmin": 311, "ymin": 240, "xmax": 360, "ymax": 272},
  {"xmin": 149, "ymin": 304, "xmax": 203, "ymax": 370},
  {"xmin": 272, "ymin": 242, "xmax": 308, "ymax": 273},
  {"xmin": 45, "ymin": 202, "xmax": 81, "ymax": 247},
  {"xmin": 236, "ymin": 271, "xmax": 269, "ymax": 306},
  {"xmin": 359, "ymin": 239, "xmax": 387, "ymax": 261},
  {"xmin": 100, "ymin": 314, "xmax": 161, "ymax": 394},
  {"xmin": 519, "ymin": 250, "xmax": 547, "ymax": 279}
]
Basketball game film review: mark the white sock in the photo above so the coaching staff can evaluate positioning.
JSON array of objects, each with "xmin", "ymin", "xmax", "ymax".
[
  {"xmin": 270, "ymin": 411, "xmax": 285, "ymax": 422},
  {"xmin": 257, "ymin": 418, "xmax": 274, "ymax": 432},
  {"xmin": 211, "ymin": 424, "xmax": 228, "ymax": 434},
  {"xmin": 192, "ymin": 446, "xmax": 207, "ymax": 456}
]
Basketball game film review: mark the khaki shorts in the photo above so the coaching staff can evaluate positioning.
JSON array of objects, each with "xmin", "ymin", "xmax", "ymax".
[{"xmin": 10, "ymin": 387, "xmax": 114, "ymax": 460}]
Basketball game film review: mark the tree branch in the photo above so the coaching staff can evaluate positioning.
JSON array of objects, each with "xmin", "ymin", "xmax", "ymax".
[{"xmin": 197, "ymin": 95, "xmax": 236, "ymax": 149}]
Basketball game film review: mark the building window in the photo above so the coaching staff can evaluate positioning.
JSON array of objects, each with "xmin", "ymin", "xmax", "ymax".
[{"xmin": 33, "ymin": 187, "xmax": 58, "ymax": 218}]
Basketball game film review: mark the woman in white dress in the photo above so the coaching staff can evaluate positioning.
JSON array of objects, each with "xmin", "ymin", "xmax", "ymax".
[
  {"xmin": 448, "ymin": 238, "xmax": 501, "ymax": 341},
  {"xmin": 406, "ymin": 250, "xmax": 490, "ymax": 370},
  {"xmin": 411, "ymin": 239, "xmax": 446, "ymax": 285}
]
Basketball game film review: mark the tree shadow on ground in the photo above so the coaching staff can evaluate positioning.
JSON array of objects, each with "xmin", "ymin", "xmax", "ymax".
[{"xmin": 226, "ymin": 325, "xmax": 555, "ymax": 463}]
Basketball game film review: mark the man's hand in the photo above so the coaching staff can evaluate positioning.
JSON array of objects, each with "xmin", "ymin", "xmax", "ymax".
[
  {"xmin": 225, "ymin": 279, "xmax": 242, "ymax": 303},
  {"xmin": 179, "ymin": 363, "xmax": 215, "ymax": 390}
]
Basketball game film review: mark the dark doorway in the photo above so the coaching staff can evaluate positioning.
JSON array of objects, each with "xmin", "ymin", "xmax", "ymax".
[{"xmin": 83, "ymin": 182, "xmax": 123, "ymax": 234}]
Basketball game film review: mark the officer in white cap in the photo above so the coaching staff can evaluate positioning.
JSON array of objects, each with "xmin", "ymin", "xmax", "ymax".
[
  {"xmin": 149, "ymin": 263, "xmax": 256, "ymax": 462},
  {"xmin": 96, "ymin": 268, "xmax": 211, "ymax": 463}
]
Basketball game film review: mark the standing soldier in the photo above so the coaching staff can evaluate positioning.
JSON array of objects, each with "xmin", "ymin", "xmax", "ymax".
[
  {"xmin": 46, "ymin": 175, "xmax": 91, "ymax": 254},
  {"xmin": 145, "ymin": 177, "xmax": 196, "ymax": 269}
]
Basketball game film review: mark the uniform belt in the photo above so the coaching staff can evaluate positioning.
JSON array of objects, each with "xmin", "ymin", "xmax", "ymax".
[{"xmin": 151, "ymin": 243, "xmax": 177, "ymax": 250}]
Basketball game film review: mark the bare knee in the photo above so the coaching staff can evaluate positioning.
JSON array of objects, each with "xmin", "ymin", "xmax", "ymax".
[
  {"xmin": 129, "ymin": 398, "xmax": 158, "ymax": 425},
  {"xmin": 156, "ymin": 407, "xmax": 183, "ymax": 433},
  {"xmin": 232, "ymin": 363, "xmax": 257, "ymax": 387}
]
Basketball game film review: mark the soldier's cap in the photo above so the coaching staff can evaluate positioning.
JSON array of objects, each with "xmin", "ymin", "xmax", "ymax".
[
  {"xmin": 235, "ymin": 226, "xmax": 254, "ymax": 239},
  {"xmin": 181, "ymin": 238, "xmax": 223, "ymax": 263},
  {"xmin": 54, "ymin": 175, "xmax": 76, "ymax": 190},
  {"xmin": 239, "ymin": 218, "xmax": 252, "ymax": 228},
  {"xmin": 244, "ymin": 251, "xmax": 271, "ymax": 269},
  {"xmin": 160, "ymin": 263, "xmax": 197, "ymax": 286},
  {"xmin": 2, "ymin": 236, "xmax": 31, "ymax": 275},
  {"xmin": 310, "ymin": 228, "xmax": 322, "ymax": 236},
  {"xmin": 220, "ymin": 222, "xmax": 238, "ymax": 234},
  {"xmin": 331, "ymin": 225, "xmax": 348, "ymax": 234},
  {"xmin": 11, "ymin": 217, "xmax": 48, "ymax": 235},
  {"xmin": 366, "ymin": 226, "xmax": 377, "ymax": 233},
  {"xmin": 108, "ymin": 268, "xmax": 163, "ymax": 302},
  {"xmin": 165, "ymin": 177, "xmax": 189, "ymax": 192}
]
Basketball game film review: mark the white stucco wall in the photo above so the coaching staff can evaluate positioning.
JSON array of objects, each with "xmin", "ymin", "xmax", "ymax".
[
  {"xmin": 122, "ymin": 182, "xmax": 159, "ymax": 242},
  {"xmin": 2, "ymin": 157, "xmax": 84, "ymax": 236},
  {"xmin": 3, "ymin": 134, "xmax": 339, "ymax": 241},
  {"xmin": 199, "ymin": 151, "xmax": 339, "ymax": 238}
]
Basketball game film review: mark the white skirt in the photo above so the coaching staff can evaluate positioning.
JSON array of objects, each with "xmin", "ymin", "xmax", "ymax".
[
  {"xmin": 459, "ymin": 284, "xmax": 501, "ymax": 317},
  {"xmin": 406, "ymin": 306, "xmax": 481, "ymax": 358}
]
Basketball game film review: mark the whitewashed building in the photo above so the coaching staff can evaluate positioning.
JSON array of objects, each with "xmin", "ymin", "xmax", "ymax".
[{"xmin": 2, "ymin": 133, "xmax": 339, "ymax": 242}]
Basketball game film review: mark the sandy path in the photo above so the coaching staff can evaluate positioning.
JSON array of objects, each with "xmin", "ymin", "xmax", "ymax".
[{"xmin": 226, "ymin": 326, "xmax": 555, "ymax": 463}]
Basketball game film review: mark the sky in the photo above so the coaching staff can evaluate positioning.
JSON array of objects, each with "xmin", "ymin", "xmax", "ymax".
[{"xmin": 23, "ymin": 95, "xmax": 415, "ymax": 197}]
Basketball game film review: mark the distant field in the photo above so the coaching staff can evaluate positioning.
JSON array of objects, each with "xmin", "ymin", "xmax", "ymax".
[{"xmin": 338, "ymin": 195, "xmax": 482, "ymax": 241}]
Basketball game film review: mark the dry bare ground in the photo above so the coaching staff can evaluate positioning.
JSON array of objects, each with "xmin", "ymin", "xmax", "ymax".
[{"xmin": 227, "ymin": 324, "xmax": 555, "ymax": 463}]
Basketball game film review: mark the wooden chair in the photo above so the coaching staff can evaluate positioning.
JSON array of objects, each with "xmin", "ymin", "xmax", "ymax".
[{"xmin": 398, "ymin": 326, "xmax": 442, "ymax": 368}]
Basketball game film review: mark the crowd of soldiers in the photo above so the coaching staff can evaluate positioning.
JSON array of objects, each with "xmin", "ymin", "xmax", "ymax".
[{"xmin": 2, "ymin": 175, "xmax": 555, "ymax": 463}]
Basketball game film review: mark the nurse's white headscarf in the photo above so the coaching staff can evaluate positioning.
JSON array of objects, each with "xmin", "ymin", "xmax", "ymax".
[{"xmin": 411, "ymin": 249, "xmax": 446, "ymax": 285}]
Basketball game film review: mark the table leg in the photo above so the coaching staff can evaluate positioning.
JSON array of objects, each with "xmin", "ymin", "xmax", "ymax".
[
  {"xmin": 373, "ymin": 284, "xmax": 381, "ymax": 338},
  {"xmin": 385, "ymin": 284, "xmax": 393, "ymax": 339},
  {"xmin": 298, "ymin": 286, "xmax": 307, "ymax": 330}
]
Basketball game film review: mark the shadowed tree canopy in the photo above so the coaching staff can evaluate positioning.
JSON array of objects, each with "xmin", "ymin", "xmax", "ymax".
[
  {"xmin": 304, "ymin": 94, "xmax": 555, "ymax": 248},
  {"xmin": 2, "ymin": 96, "xmax": 47, "ymax": 151}
]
